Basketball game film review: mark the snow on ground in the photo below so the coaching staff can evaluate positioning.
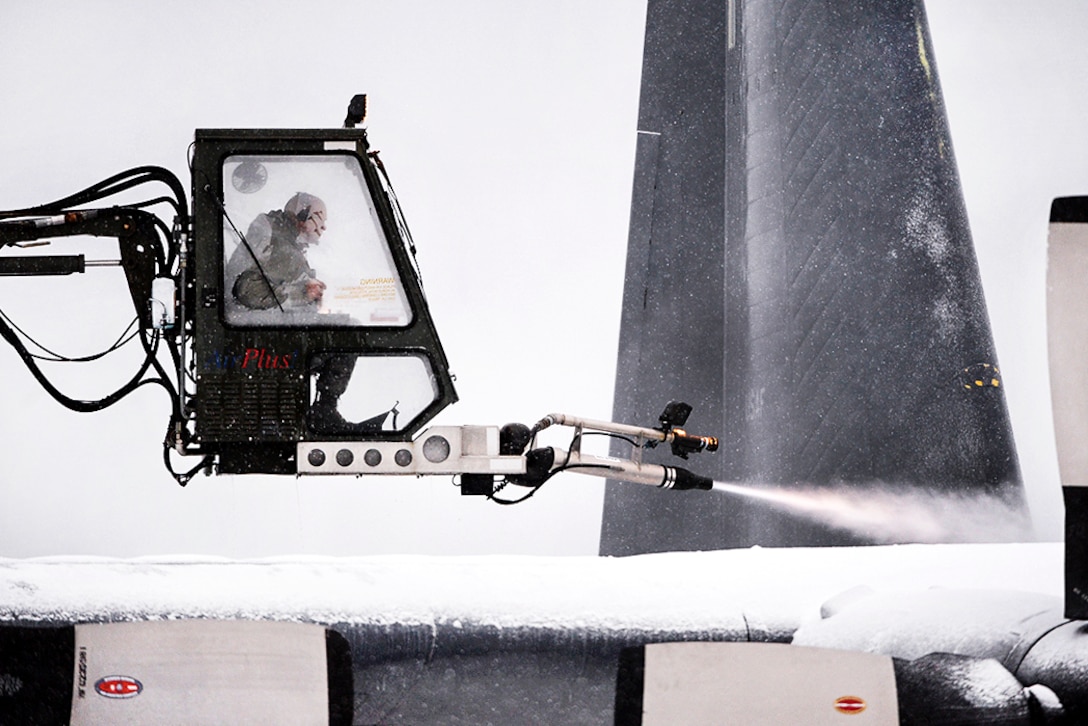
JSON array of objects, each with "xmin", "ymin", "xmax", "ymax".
[{"xmin": 0, "ymin": 543, "xmax": 1064, "ymax": 635}]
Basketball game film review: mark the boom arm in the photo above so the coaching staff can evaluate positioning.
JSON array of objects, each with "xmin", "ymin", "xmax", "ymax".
[
  {"xmin": 297, "ymin": 401, "xmax": 718, "ymax": 503},
  {"xmin": 0, "ymin": 209, "xmax": 165, "ymax": 329},
  {"xmin": 0, "ymin": 175, "xmax": 203, "ymax": 483}
]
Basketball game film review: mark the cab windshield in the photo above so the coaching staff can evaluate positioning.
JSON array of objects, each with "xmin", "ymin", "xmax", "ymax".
[{"xmin": 221, "ymin": 154, "xmax": 413, "ymax": 328}]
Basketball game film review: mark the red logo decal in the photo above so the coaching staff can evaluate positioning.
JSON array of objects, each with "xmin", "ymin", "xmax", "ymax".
[
  {"xmin": 834, "ymin": 695, "xmax": 866, "ymax": 715},
  {"xmin": 95, "ymin": 675, "xmax": 142, "ymax": 699}
]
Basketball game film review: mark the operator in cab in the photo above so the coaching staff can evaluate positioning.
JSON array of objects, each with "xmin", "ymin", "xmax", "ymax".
[
  {"xmin": 226, "ymin": 192, "xmax": 383, "ymax": 434},
  {"xmin": 229, "ymin": 191, "xmax": 328, "ymax": 310}
]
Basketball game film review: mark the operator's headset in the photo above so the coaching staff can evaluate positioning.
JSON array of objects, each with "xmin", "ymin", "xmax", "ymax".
[{"xmin": 292, "ymin": 192, "xmax": 314, "ymax": 223}]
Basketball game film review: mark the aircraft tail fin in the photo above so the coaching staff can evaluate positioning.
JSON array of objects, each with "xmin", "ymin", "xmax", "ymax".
[{"xmin": 601, "ymin": 0, "xmax": 1027, "ymax": 553}]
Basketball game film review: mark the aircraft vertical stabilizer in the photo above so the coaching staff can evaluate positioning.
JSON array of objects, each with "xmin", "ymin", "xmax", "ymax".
[{"xmin": 601, "ymin": 0, "xmax": 1026, "ymax": 553}]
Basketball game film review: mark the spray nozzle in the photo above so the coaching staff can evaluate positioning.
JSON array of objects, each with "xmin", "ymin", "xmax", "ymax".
[
  {"xmin": 667, "ymin": 466, "xmax": 714, "ymax": 491},
  {"xmin": 669, "ymin": 429, "xmax": 720, "ymax": 459}
]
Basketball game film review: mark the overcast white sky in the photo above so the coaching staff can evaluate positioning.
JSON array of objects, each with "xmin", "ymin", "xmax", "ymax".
[{"xmin": 0, "ymin": 1, "xmax": 1084, "ymax": 557}]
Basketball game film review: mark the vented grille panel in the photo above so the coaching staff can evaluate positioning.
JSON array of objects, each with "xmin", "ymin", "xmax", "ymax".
[{"xmin": 197, "ymin": 374, "xmax": 305, "ymax": 442}]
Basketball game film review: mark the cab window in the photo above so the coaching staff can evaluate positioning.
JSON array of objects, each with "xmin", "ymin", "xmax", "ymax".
[{"xmin": 221, "ymin": 154, "xmax": 413, "ymax": 328}]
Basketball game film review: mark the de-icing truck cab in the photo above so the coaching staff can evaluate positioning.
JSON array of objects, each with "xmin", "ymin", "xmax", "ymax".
[
  {"xmin": 0, "ymin": 95, "xmax": 718, "ymax": 499},
  {"xmin": 189, "ymin": 122, "xmax": 457, "ymax": 474}
]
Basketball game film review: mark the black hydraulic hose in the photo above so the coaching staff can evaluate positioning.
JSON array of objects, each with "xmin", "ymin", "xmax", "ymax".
[
  {"xmin": 0, "ymin": 308, "xmax": 139, "ymax": 363},
  {"xmin": 0, "ymin": 166, "xmax": 188, "ymax": 228},
  {"xmin": 148, "ymin": 215, "xmax": 171, "ymax": 270},
  {"xmin": 0, "ymin": 170, "xmax": 181, "ymax": 278},
  {"xmin": 138, "ymin": 328, "xmax": 181, "ymax": 418},
  {"xmin": 0, "ymin": 310, "xmax": 161, "ymax": 413},
  {"xmin": 488, "ymin": 483, "xmax": 546, "ymax": 505},
  {"xmin": 163, "ymin": 444, "xmax": 212, "ymax": 487},
  {"xmin": 136, "ymin": 199, "xmax": 184, "ymax": 270}
]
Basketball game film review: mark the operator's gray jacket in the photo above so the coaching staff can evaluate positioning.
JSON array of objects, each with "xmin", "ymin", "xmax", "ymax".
[{"xmin": 229, "ymin": 210, "xmax": 317, "ymax": 310}]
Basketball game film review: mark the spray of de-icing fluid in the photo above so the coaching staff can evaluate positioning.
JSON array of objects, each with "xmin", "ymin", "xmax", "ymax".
[{"xmin": 711, "ymin": 480, "xmax": 1032, "ymax": 543}]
